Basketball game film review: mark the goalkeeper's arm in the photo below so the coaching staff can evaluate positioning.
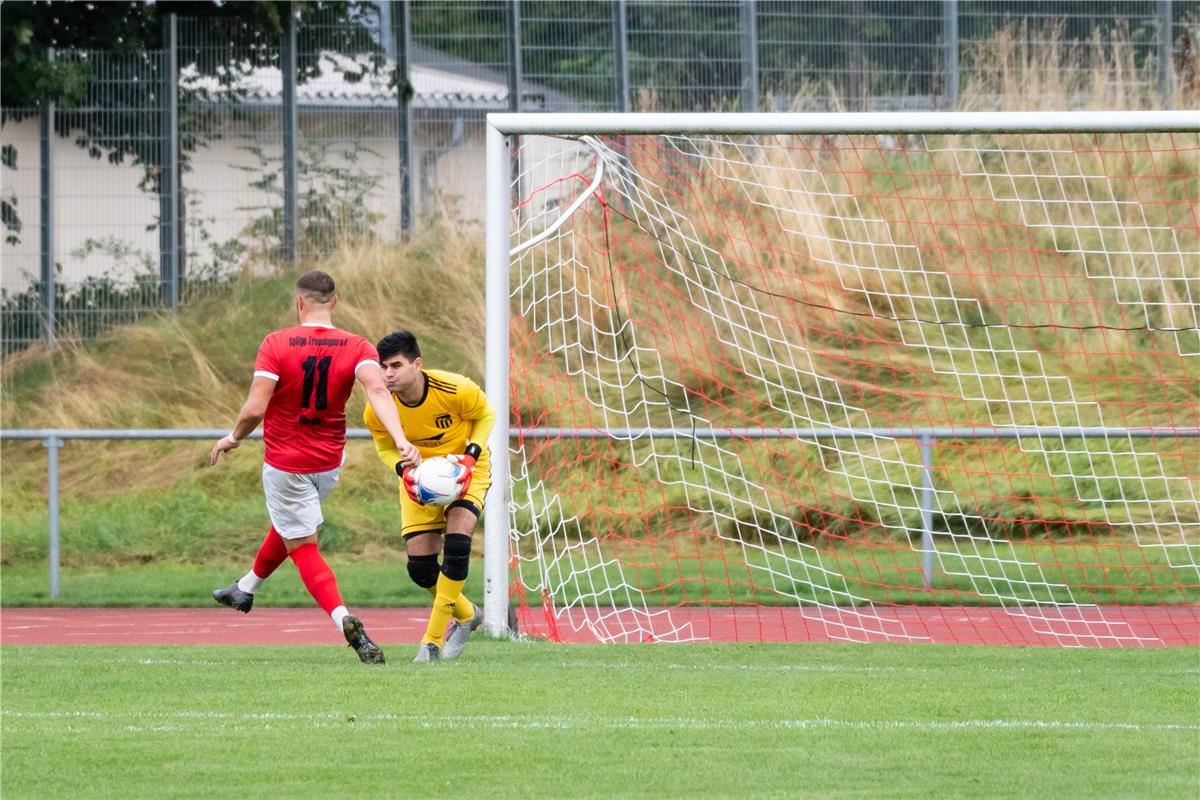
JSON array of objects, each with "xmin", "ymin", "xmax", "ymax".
[
  {"xmin": 449, "ymin": 388, "xmax": 495, "ymax": 496},
  {"xmin": 462, "ymin": 389, "xmax": 496, "ymax": 456}
]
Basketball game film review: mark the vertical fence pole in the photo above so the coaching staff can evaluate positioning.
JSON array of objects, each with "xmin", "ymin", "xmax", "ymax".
[
  {"xmin": 44, "ymin": 434, "xmax": 62, "ymax": 600},
  {"xmin": 39, "ymin": 48, "xmax": 56, "ymax": 346},
  {"xmin": 611, "ymin": 0, "xmax": 632, "ymax": 207},
  {"xmin": 740, "ymin": 0, "xmax": 758, "ymax": 112},
  {"xmin": 613, "ymin": 0, "xmax": 630, "ymax": 112},
  {"xmin": 507, "ymin": 0, "xmax": 524, "ymax": 224},
  {"xmin": 942, "ymin": 0, "xmax": 959, "ymax": 110},
  {"xmin": 159, "ymin": 13, "xmax": 179, "ymax": 311},
  {"xmin": 919, "ymin": 433, "xmax": 936, "ymax": 588},
  {"xmin": 1157, "ymin": 0, "xmax": 1174, "ymax": 101},
  {"xmin": 507, "ymin": 0, "xmax": 524, "ymax": 110},
  {"xmin": 483, "ymin": 123, "xmax": 513, "ymax": 637},
  {"xmin": 846, "ymin": 15, "xmax": 866, "ymax": 111},
  {"xmin": 394, "ymin": 0, "xmax": 413, "ymax": 236},
  {"xmin": 281, "ymin": 2, "xmax": 299, "ymax": 262}
]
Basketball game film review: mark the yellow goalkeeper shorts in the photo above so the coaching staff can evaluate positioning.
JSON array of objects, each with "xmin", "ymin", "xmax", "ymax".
[{"xmin": 399, "ymin": 455, "xmax": 491, "ymax": 538}]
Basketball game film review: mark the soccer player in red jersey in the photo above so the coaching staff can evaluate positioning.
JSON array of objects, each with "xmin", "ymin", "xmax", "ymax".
[{"xmin": 209, "ymin": 270, "xmax": 420, "ymax": 664}]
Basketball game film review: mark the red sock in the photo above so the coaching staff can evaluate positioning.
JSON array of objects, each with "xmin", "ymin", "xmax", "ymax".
[
  {"xmin": 251, "ymin": 526, "xmax": 288, "ymax": 580},
  {"xmin": 288, "ymin": 543, "xmax": 344, "ymax": 616}
]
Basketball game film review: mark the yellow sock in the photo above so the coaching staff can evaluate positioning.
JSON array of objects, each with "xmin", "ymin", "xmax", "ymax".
[
  {"xmin": 452, "ymin": 595, "xmax": 475, "ymax": 623},
  {"xmin": 423, "ymin": 573, "xmax": 466, "ymax": 648},
  {"xmin": 426, "ymin": 585, "xmax": 474, "ymax": 622}
]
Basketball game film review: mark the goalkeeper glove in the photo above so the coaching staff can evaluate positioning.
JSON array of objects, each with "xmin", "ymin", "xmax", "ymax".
[
  {"xmin": 397, "ymin": 462, "xmax": 423, "ymax": 505},
  {"xmin": 447, "ymin": 443, "xmax": 482, "ymax": 498}
]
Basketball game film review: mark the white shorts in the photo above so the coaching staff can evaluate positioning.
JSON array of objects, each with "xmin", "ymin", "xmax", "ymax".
[{"xmin": 262, "ymin": 464, "xmax": 340, "ymax": 539}]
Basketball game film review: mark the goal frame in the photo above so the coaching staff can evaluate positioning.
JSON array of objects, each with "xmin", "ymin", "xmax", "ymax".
[{"xmin": 480, "ymin": 110, "xmax": 1200, "ymax": 638}]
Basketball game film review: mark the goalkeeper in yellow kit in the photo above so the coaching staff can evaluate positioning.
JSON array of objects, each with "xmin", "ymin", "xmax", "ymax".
[{"xmin": 364, "ymin": 330, "xmax": 494, "ymax": 663}]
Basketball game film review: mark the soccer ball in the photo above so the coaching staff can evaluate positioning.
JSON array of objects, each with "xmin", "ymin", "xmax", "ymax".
[{"xmin": 412, "ymin": 456, "xmax": 465, "ymax": 507}]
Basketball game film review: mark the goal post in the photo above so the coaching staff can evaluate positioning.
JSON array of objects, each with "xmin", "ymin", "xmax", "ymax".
[{"xmin": 482, "ymin": 111, "xmax": 1200, "ymax": 647}]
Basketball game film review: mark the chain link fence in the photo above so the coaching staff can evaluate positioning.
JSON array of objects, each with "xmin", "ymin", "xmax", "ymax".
[{"xmin": 3, "ymin": 0, "xmax": 1197, "ymax": 350}]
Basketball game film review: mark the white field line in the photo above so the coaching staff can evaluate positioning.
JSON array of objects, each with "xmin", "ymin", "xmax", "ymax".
[
  {"xmin": 79, "ymin": 657, "xmax": 1200, "ymax": 678},
  {"xmin": 3, "ymin": 710, "xmax": 1196, "ymax": 734}
]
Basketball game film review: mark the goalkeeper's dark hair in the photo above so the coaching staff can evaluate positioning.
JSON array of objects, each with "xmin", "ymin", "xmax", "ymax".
[{"xmin": 376, "ymin": 330, "xmax": 421, "ymax": 362}]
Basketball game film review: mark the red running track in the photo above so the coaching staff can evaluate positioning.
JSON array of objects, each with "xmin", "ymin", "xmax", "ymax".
[
  {"xmin": 3, "ymin": 606, "xmax": 1197, "ymax": 647},
  {"xmin": 516, "ymin": 604, "xmax": 1200, "ymax": 647}
]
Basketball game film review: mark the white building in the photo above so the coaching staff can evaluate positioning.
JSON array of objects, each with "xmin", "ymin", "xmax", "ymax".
[{"xmin": 1, "ymin": 45, "xmax": 580, "ymax": 294}]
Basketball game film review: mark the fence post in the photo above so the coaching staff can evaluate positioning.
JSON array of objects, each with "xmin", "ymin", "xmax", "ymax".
[
  {"xmin": 740, "ymin": 0, "xmax": 758, "ymax": 112},
  {"xmin": 43, "ymin": 434, "xmax": 62, "ymax": 600},
  {"xmin": 507, "ymin": 0, "xmax": 524, "ymax": 111},
  {"xmin": 919, "ymin": 433, "xmax": 936, "ymax": 588},
  {"xmin": 942, "ymin": 0, "xmax": 959, "ymax": 110},
  {"xmin": 393, "ymin": 0, "xmax": 413, "ymax": 236},
  {"xmin": 159, "ymin": 13, "xmax": 179, "ymax": 311},
  {"xmin": 508, "ymin": 0, "xmax": 524, "ymax": 223},
  {"xmin": 39, "ymin": 48, "xmax": 56, "ymax": 346},
  {"xmin": 613, "ymin": 0, "xmax": 630, "ymax": 112},
  {"xmin": 281, "ymin": 2, "xmax": 299, "ymax": 262},
  {"xmin": 1158, "ymin": 0, "xmax": 1175, "ymax": 101}
]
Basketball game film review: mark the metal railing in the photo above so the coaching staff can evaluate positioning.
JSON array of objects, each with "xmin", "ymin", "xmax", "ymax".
[{"xmin": 3, "ymin": 425, "xmax": 1197, "ymax": 600}]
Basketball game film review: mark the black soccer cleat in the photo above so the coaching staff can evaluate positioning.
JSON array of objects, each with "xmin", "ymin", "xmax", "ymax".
[
  {"xmin": 212, "ymin": 582, "xmax": 254, "ymax": 613},
  {"xmin": 342, "ymin": 615, "xmax": 386, "ymax": 664}
]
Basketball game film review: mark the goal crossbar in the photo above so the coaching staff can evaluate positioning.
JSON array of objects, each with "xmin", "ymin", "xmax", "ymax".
[{"xmin": 487, "ymin": 110, "xmax": 1200, "ymax": 136}]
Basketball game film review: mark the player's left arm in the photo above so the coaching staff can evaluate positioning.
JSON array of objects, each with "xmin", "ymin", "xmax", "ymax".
[
  {"xmin": 363, "ymin": 403, "xmax": 406, "ymax": 472},
  {"xmin": 365, "ymin": 402, "xmax": 425, "ymax": 504},
  {"xmin": 448, "ymin": 380, "xmax": 496, "ymax": 494},
  {"xmin": 210, "ymin": 375, "xmax": 275, "ymax": 465}
]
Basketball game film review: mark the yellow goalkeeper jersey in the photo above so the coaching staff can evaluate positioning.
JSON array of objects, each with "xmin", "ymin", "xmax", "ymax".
[{"xmin": 363, "ymin": 369, "xmax": 495, "ymax": 472}]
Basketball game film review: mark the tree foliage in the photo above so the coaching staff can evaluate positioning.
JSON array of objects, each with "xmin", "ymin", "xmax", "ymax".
[{"xmin": 0, "ymin": 1, "xmax": 381, "ymax": 161}]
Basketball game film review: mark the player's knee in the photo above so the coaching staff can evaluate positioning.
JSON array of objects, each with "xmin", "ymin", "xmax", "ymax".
[
  {"xmin": 406, "ymin": 553, "xmax": 440, "ymax": 589},
  {"xmin": 442, "ymin": 533, "xmax": 472, "ymax": 581}
]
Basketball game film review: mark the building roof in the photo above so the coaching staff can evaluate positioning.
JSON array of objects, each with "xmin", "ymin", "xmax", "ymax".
[{"xmin": 181, "ymin": 44, "xmax": 578, "ymax": 112}]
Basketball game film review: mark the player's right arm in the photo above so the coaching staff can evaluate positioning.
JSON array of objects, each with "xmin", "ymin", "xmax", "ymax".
[
  {"xmin": 210, "ymin": 375, "xmax": 275, "ymax": 465},
  {"xmin": 359, "ymin": 366, "xmax": 420, "ymax": 470}
]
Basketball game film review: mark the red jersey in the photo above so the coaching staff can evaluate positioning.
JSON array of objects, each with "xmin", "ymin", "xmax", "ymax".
[{"xmin": 253, "ymin": 324, "xmax": 380, "ymax": 473}]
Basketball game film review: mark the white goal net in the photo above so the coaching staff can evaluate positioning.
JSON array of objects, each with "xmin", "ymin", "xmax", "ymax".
[{"xmin": 482, "ymin": 112, "xmax": 1200, "ymax": 648}]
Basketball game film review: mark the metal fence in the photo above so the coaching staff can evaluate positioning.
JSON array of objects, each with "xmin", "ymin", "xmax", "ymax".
[
  {"xmin": 3, "ymin": 0, "xmax": 1197, "ymax": 350},
  {"xmin": 5, "ymin": 424, "xmax": 1197, "ymax": 599}
]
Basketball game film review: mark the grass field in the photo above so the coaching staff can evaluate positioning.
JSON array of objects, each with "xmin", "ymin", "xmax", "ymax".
[
  {"xmin": 0, "ymin": 561, "xmax": 475, "ymax": 608},
  {"xmin": 4, "ymin": 540, "xmax": 1198, "ymax": 609},
  {"xmin": 2, "ymin": 641, "xmax": 1197, "ymax": 799}
]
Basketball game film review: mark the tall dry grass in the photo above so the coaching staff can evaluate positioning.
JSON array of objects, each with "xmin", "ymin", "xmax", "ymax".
[
  {"xmin": 511, "ymin": 22, "xmax": 1200, "ymax": 425},
  {"xmin": 960, "ymin": 19, "xmax": 1197, "ymax": 112},
  {"xmin": 1, "ymin": 222, "xmax": 486, "ymax": 433},
  {"xmin": 518, "ymin": 117, "xmax": 1196, "ymax": 424},
  {"xmin": 499, "ymin": 24, "xmax": 1198, "ymax": 545},
  {"xmin": 0, "ymin": 222, "xmax": 488, "ymax": 559}
]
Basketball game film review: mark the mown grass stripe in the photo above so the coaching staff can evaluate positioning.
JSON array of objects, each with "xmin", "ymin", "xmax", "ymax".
[{"xmin": 5, "ymin": 709, "xmax": 1197, "ymax": 733}]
